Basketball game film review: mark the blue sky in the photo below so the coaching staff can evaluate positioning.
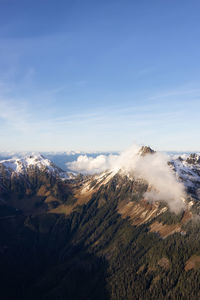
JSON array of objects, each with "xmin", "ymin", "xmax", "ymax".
[{"xmin": 0, "ymin": 0, "xmax": 200, "ymax": 152}]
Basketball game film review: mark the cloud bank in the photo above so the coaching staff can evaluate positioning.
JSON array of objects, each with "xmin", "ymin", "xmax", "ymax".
[
  {"xmin": 68, "ymin": 145, "xmax": 186, "ymax": 213},
  {"xmin": 67, "ymin": 154, "xmax": 118, "ymax": 174}
]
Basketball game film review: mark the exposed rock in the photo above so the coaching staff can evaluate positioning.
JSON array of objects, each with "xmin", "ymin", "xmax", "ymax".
[
  {"xmin": 118, "ymin": 200, "xmax": 167, "ymax": 226},
  {"xmin": 186, "ymin": 154, "xmax": 200, "ymax": 165},
  {"xmin": 139, "ymin": 146, "xmax": 155, "ymax": 156},
  {"xmin": 149, "ymin": 221, "xmax": 182, "ymax": 238},
  {"xmin": 185, "ymin": 255, "xmax": 200, "ymax": 271},
  {"xmin": 158, "ymin": 257, "xmax": 170, "ymax": 270}
]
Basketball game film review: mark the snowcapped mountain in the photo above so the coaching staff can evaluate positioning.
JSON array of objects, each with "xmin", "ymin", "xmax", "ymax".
[
  {"xmin": 0, "ymin": 154, "xmax": 72, "ymax": 179},
  {"xmin": 0, "ymin": 154, "xmax": 76, "ymax": 215},
  {"xmin": 73, "ymin": 146, "xmax": 200, "ymax": 200},
  {"xmin": 170, "ymin": 153, "xmax": 200, "ymax": 200},
  {"xmin": 75, "ymin": 147, "xmax": 200, "ymax": 201}
]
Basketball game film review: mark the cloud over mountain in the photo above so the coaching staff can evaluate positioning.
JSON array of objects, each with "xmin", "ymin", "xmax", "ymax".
[{"xmin": 68, "ymin": 145, "xmax": 186, "ymax": 213}]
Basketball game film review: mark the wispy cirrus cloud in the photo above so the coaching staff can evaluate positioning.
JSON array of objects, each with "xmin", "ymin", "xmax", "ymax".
[
  {"xmin": 0, "ymin": 81, "xmax": 200, "ymax": 151},
  {"xmin": 0, "ymin": 98, "xmax": 31, "ymax": 133}
]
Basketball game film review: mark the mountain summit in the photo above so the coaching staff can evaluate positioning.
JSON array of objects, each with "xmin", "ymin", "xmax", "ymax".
[
  {"xmin": 0, "ymin": 154, "xmax": 62, "ymax": 174},
  {"xmin": 138, "ymin": 145, "xmax": 155, "ymax": 156}
]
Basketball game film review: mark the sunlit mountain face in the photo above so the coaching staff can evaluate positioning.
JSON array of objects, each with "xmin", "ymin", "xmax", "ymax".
[{"xmin": 1, "ymin": 147, "xmax": 200, "ymax": 300}]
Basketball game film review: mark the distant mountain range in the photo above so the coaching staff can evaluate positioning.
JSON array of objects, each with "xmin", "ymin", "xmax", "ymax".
[{"xmin": 0, "ymin": 147, "xmax": 200, "ymax": 299}]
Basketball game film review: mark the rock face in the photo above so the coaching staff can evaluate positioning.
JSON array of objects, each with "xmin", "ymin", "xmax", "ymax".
[
  {"xmin": 138, "ymin": 146, "xmax": 155, "ymax": 156},
  {"xmin": 186, "ymin": 153, "xmax": 200, "ymax": 165},
  {"xmin": 0, "ymin": 152, "xmax": 200, "ymax": 299},
  {"xmin": 185, "ymin": 255, "xmax": 200, "ymax": 271}
]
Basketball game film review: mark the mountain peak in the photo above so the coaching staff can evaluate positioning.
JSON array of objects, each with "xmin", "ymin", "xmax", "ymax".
[
  {"xmin": 0, "ymin": 154, "xmax": 62, "ymax": 175},
  {"xmin": 138, "ymin": 146, "xmax": 155, "ymax": 156}
]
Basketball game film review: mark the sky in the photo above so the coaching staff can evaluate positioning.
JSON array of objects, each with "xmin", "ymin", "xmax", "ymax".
[{"xmin": 0, "ymin": 0, "xmax": 200, "ymax": 152}]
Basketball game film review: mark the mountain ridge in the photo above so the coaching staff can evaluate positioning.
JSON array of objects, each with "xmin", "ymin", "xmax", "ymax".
[{"xmin": 1, "ymin": 147, "xmax": 200, "ymax": 299}]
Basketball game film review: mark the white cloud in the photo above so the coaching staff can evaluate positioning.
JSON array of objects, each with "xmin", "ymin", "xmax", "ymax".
[{"xmin": 68, "ymin": 154, "xmax": 118, "ymax": 174}]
